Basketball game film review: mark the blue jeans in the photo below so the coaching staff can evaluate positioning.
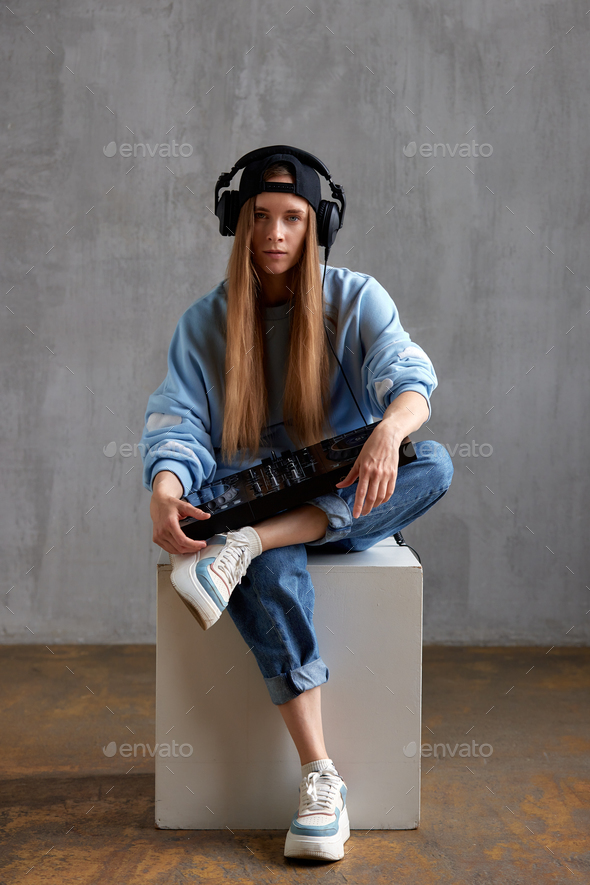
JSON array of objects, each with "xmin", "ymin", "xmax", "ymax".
[{"xmin": 226, "ymin": 440, "xmax": 454, "ymax": 705}]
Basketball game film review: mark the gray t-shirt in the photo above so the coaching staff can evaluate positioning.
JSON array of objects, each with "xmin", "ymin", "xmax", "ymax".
[{"xmin": 261, "ymin": 299, "xmax": 295, "ymax": 452}]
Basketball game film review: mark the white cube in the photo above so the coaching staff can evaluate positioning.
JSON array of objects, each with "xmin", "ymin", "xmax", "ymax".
[{"xmin": 155, "ymin": 538, "xmax": 423, "ymax": 830}]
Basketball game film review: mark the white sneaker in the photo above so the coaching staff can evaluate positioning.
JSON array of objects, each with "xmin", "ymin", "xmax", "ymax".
[
  {"xmin": 169, "ymin": 530, "xmax": 254, "ymax": 631},
  {"xmin": 284, "ymin": 763, "xmax": 350, "ymax": 861}
]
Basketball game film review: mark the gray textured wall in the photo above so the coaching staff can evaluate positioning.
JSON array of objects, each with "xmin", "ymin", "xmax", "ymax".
[{"xmin": 2, "ymin": 1, "xmax": 589, "ymax": 644}]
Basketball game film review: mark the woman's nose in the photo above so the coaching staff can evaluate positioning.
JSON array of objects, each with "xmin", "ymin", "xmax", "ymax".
[{"xmin": 268, "ymin": 220, "xmax": 285, "ymax": 237}]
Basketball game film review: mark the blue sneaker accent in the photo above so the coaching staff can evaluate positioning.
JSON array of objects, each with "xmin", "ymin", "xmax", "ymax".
[
  {"xmin": 206, "ymin": 534, "xmax": 230, "ymax": 546},
  {"xmin": 194, "ymin": 560, "xmax": 227, "ymax": 611},
  {"xmin": 289, "ymin": 806, "xmax": 341, "ymax": 838}
]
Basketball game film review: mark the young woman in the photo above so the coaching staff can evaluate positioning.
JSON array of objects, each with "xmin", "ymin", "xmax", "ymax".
[{"xmin": 140, "ymin": 147, "xmax": 453, "ymax": 861}]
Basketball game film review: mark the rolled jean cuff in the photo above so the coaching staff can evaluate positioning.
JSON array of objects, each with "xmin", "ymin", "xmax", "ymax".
[
  {"xmin": 304, "ymin": 492, "xmax": 353, "ymax": 546},
  {"xmin": 264, "ymin": 657, "xmax": 329, "ymax": 705}
]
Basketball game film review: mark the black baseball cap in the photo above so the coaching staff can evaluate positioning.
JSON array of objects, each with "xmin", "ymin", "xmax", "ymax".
[{"xmin": 237, "ymin": 150, "xmax": 322, "ymax": 215}]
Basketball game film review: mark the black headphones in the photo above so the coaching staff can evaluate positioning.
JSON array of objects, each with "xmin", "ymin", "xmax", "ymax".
[{"xmin": 214, "ymin": 145, "xmax": 346, "ymax": 250}]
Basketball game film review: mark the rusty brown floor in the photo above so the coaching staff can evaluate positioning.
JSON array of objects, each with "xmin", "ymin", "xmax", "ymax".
[{"xmin": 0, "ymin": 646, "xmax": 588, "ymax": 884}]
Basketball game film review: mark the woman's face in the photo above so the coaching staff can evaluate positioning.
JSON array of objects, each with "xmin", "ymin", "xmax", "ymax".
[{"xmin": 250, "ymin": 175, "xmax": 310, "ymax": 278}]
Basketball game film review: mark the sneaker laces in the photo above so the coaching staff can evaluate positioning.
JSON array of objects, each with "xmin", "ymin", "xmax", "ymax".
[
  {"xmin": 213, "ymin": 535, "xmax": 251, "ymax": 587},
  {"xmin": 300, "ymin": 768, "xmax": 342, "ymax": 816}
]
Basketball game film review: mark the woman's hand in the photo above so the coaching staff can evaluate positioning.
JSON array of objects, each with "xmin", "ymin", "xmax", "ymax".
[
  {"xmin": 150, "ymin": 471, "xmax": 212, "ymax": 554},
  {"xmin": 150, "ymin": 493, "xmax": 212, "ymax": 554},
  {"xmin": 335, "ymin": 422, "xmax": 400, "ymax": 518}
]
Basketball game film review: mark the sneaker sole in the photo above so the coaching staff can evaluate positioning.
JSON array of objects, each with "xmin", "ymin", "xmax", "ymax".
[
  {"xmin": 169, "ymin": 562, "xmax": 223, "ymax": 631},
  {"xmin": 284, "ymin": 806, "xmax": 350, "ymax": 861}
]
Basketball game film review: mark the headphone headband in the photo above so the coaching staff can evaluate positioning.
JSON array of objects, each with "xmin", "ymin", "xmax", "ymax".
[{"xmin": 222, "ymin": 144, "xmax": 333, "ymax": 188}]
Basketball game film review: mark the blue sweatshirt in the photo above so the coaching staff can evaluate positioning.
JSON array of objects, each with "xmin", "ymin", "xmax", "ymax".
[{"xmin": 140, "ymin": 264, "xmax": 438, "ymax": 496}]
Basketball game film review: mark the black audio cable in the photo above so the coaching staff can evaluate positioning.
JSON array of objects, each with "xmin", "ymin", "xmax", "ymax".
[{"xmin": 393, "ymin": 531, "xmax": 422, "ymax": 565}]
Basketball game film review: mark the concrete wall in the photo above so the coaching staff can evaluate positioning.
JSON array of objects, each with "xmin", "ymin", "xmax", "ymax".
[{"xmin": 2, "ymin": 1, "xmax": 589, "ymax": 644}]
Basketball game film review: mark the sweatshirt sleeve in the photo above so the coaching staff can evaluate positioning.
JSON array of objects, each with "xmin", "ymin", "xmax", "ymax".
[
  {"xmin": 139, "ymin": 311, "xmax": 218, "ymax": 496},
  {"xmin": 358, "ymin": 276, "xmax": 438, "ymax": 421}
]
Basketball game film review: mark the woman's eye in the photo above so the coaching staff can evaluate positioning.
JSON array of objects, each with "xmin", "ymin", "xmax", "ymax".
[{"xmin": 254, "ymin": 213, "xmax": 301, "ymax": 221}]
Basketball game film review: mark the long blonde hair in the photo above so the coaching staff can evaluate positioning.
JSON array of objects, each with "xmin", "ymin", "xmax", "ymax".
[{"xmin": 220, "ymin": 163, "xmax": 334, "ymax": 466}]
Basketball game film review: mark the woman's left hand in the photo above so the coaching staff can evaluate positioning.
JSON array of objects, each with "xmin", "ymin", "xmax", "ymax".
[{"xmin": 335, "ymin": 423, "xmax": 400, "ymax": 518}]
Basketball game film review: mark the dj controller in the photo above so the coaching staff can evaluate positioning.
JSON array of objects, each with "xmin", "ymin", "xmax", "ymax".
[{"xmin": 178, "ymin": 421, "xmax": 417, "ymax": 540}]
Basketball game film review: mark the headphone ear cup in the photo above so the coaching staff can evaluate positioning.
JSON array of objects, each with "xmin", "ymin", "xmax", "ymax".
[
  {"xmin": 316, "ymin": 200, "xmax": 341, "ymax": 250},
  {"xmin": 215, "ymin": 192, "xmax": 225, "ymax": 234},
  {"xmin": 227, "ymin": 190, "xmax": 242, "ymax": 237},
  {"xmin": 215, "ymin": 190, "xmax": 242, "ymax": 236},
  {"xmin": 215, "ymin": 191, "xmax": 229, "ymax": 235}
]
